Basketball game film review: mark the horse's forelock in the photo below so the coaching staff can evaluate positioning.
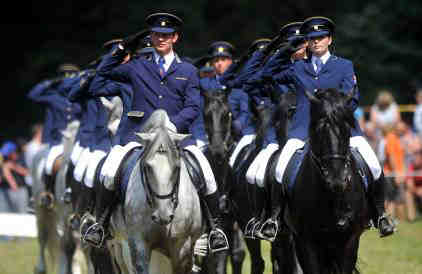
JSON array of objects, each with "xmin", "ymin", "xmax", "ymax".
[
  {"xmin": 312, "ymin": 89, "xmax": 354, "ymax": 143},
  {"xmin": 143, "ymin": 127, "xmax": 179, "ymax": 166}
]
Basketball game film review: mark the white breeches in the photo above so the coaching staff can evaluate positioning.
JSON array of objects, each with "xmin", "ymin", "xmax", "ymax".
[
  {"xmin": 184, "ymin": 145, "xmax": 217, "ymax": 195},
  {"xmin": 70, "ymin": 141, "xmax": 84, "ymax": 165},
  {"xmin": 229, "ymin": 134, "xmax": 256, "ymax": 167},
  {"xmin": 101, "ymin": 142, "xmax": 142, "ymax": 191},
  {"xmin": 73, "ymin": 148, "xmax": 91, "ymax": 183},
  {"xmin": 83, "ymin": 150, "xmax": 107, "ymax": 188},
  {"xmin": 246, "ymin": 143, "xmax": 279, "ymax": 187},
  {"xmin": 45, "ymin": 144, "xmax": 64, "ymax": 175}
]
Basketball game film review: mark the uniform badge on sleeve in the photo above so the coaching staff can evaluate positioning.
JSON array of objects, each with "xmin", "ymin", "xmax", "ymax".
[{"xmin": 353, "ymin": 75, "xmax": 357, "ymax": 84}]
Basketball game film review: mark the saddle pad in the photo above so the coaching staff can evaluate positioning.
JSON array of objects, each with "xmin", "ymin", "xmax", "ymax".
[
  {"xmin": 350, "ymin": 148, "xmax": 370, "ymax": 190},
  {"xmin": 119, "ymin": 147, "xmax": 145, "ymax": 198},
  {"xmin": 283, "ymin": 143, "xmax": 310, "ymax": 193}
]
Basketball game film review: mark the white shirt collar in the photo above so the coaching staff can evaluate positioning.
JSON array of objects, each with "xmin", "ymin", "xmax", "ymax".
[
  {"xmin": 312, "ymin": 50, "xmax": 331, "ymax": 65},
  {"xmin": 153, "ymin": 49, "xmax": 175, "ymax": 72}
]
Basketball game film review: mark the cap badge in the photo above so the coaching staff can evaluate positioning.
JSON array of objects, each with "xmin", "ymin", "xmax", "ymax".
[
  {"xmin": 218, "ymin": 47, "xmax": 225, "ymax": 53},
  {"xmin": 295, "ymin": 29, "xmax": 300, "ymax": 34},
  {"xmin": 161, "ymin": 21, "xmax": 166, "ymax": 27},
  {"xmin": 313, "ymin": 25, "xmax": 319, "ymax": 31}
]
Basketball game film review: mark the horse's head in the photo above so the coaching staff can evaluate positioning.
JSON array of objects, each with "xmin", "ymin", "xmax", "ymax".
[
  {"xmin": 306, "ymin": 87, "xmax": 357, "ymax": 193},
  {"xmin": 203, "ymin": 90, "xmax": 233, "ymax": 163},
  {"xmin": 136, "ymin": 126, "xmax": 189, "ymax": 225}
]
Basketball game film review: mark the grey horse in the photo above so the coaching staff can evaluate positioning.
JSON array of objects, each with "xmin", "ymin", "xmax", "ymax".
[
  {"xmin": 32, "ymin": 95, "xmax": 124, "ymax": 274},
  {"xmin": 32, "ymin": 120, "xmax": 82, "ymax": 274},
  {"xmin": 105, "ymin": 110, "xmax": 204, "ymax": 274}
]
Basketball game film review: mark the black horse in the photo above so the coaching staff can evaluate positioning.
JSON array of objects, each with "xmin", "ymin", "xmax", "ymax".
[
  {"xmin": 283, "ymin": 88, "xmax": 370, "ymax": 274},
  {"xmin": 203, "ymin": 89, "xmax": 299, "ymax": 274},
  {"xmin": 200, "ymin": 90, "xmax": 246, "ymax": 274}
]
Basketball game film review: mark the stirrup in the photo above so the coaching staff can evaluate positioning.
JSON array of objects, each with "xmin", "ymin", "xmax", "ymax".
[
  {"xmin": 244, "ymin": 217, "xmax": 258, "ymax": 239},
  {"xmin": 208, "ymin": 228, "xmax": 229, "ymax": 253},
  {"xmin": 255, "ymin": 219, "xmax": 278, "ymax": 242},
  {"xmin": 82, "ymin": 223, "xmax": 105, "ymax": 248},
  {"xmin": 39, "ymin": 192, "xmax": 55, "ymax": 210}
]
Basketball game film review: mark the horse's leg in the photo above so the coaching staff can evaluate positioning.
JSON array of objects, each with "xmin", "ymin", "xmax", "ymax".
[
  {"xmin": 229, "ymin": 223, "xmax": 245, "ymax": 274},
  {"xmin": 128, "ymin": 236, "xmax": 151, "ymax": 274},
  {"xmin": 34, "ymin": 212, "xmax": 48, "ymax": 274},
  {"xmin": 340, "ymin": 237, "xmax": 361, "ymax": 274},
  {"xmin": 244, "ymin": 239, "xmax": 265, "ymax": 274},
  {"xmin": 57, "ymin": 226, "xmax": 77, "ymax": 274},
  {"xmin": 171, "ymin": 238, "xmax": 196, "ymax": 274},
  {"xmin": 271, "ymin": 233, "xmax": 301, "ymax": 274},
  {"xmin": 294, "ymin": 239, "xmax": 320, "ymax": 274}
]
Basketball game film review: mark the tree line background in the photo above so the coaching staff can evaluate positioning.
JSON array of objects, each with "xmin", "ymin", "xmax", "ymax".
[{"xmin": 2, "ymin": 0, "xmax": 422, "ymax": 139}]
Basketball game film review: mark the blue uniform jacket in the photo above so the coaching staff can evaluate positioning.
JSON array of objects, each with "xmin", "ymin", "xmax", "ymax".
[
  {"xmin": 190, "ymin": 77, "xmax": 254, "ymax": 143},
  {"xmin": 27, "ymin": 78, "xmax": 81, "ymax": 146},
  {"xmin": 96, "ymin": 46, "xmax": 200, "ymax": 144},
  {"xmin": 261, "ymin": 54, "xmax": 362, "ymax": 140},
  {"xmin": 68, "ymin": 70, "xmax": 112, "ymax": 152},
  {"xmin": 88, "ymin": 73, "xmax": 133, "ymax": 146}
]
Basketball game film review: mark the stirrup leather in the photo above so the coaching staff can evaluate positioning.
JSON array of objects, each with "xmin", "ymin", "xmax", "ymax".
[
  {"xmin": 256, "ymin": 219, "xmax": 278, "ymax": 242},
  {"xmin": 208, "ymin": 228, "xmax": 229, "ymax": 253}
]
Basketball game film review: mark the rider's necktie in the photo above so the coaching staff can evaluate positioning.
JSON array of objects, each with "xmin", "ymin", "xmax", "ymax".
[
  {"xmin": 158, "ymin": 56, "xmax": 165, "ymax": 77},
  {"xmin": 315, "ymin": 57, "xmax": 323, "ymax": 74}
]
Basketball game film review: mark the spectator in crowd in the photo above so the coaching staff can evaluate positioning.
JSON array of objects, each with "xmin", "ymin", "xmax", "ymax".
[
  {"xmin": 0, "ymin": 141, "xmax": 29, "ymax": 214},
  {"xmin": 354, "ymin": 106, "xmax": 365, "ymax": 132},
  {"xmin": 396, "ymin": 120, "xmax": 421, "ymax": 169},
  {"xmin": 405, "ymin": 149, "xmax": 422, "ymax": 222},
  {"xmin": 413, "ymin": 88, "xmax": 422, "ymax": 137},
  {"xmin": 363, "ymin": 121, "xmax": 380, "ymax": 153},
  {"xmin": 370, "ymin": 90, "xmax": 401, "ymax": 138},
  {"xmin": 381, "ymin": 124, "xmax": 406, "ymax": 222},
  {"xmin": 23, "ymin": 124, "xmax": 44, "ymax": 188}
]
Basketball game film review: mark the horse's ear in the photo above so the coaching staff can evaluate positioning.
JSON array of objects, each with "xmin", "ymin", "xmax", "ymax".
[
  {"xmin": 304, "ymin": 90, "xmax": 321, "ymax": 105},
  {"xmin": 135, "ymin": 132, "xmax": 156, "ymax": 145},
  {"xmin": 169, "ymin": 132, "xmax": 191, "ymax": 144}
]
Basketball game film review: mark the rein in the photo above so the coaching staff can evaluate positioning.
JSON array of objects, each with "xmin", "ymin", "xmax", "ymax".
[{"xmin": 141, "ymin": 158, "xmax": 181, "ymax": 211}]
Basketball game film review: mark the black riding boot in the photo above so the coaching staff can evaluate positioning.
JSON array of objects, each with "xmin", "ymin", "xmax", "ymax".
[
  {"xmin": 244, "ymin": 185, "xmax": 261, "ymax": 239},
  {"xmin": 63, "ymin": 162, "xmax": 75, "ymax": 204},
  {"xmin": 40, "ymin": 174, "xmax": 55, "ymax": 209},
  {"xmin": 82, "ymin": 183, "xmax": 115, "ymax": 248},
  {"xmin": 69, "ymin": 184, "xmax": 94, "ymax": 231},
  {"xmin": 371, "ymin": 172, "xmax": 395, "ymax": 237},
  {"xmin": 204, "ymin": 191, "xmax": 230, "ymax": 253},
  {"xmin": 257, "ymin": 181, "xmax": 284, "ymax": 242}
]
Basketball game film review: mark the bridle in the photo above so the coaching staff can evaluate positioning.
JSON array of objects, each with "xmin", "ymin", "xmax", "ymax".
[{"xmin": 140, "ymin": 153, "xmax": 181, "ymax": 212}]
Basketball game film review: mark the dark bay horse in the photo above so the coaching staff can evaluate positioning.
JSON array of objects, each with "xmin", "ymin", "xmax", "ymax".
[
  {"xmin": 200, "ymin": 90, "xmax": 246, "ymax": 274},
  {"xmin": 284, "ymin": 88, "xmax": 370, "ymax": 274},
  {"xmin": 203, "ymin": 90, "xmax": 299, "ymax": 274}
]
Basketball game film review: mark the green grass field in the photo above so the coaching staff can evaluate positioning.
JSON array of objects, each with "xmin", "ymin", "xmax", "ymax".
[{"xmin": 1, "ymin": 219, "xmax": 421, "ymax": 274}]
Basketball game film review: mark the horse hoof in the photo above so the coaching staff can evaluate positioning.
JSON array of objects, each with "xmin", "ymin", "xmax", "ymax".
[{"xmin": 34, "ymin": 266, "xmax": 46, "ymax": 274}]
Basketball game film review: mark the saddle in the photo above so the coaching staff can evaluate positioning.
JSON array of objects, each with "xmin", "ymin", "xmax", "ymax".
[{"xmin": 282, "ymin": 144, "xmax": 370, "ymax": 194}]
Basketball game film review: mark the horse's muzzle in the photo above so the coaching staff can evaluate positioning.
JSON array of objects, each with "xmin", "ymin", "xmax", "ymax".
[{"xmin": 151, "ymin": 212, "xmax": 175, "ymax": 225}]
